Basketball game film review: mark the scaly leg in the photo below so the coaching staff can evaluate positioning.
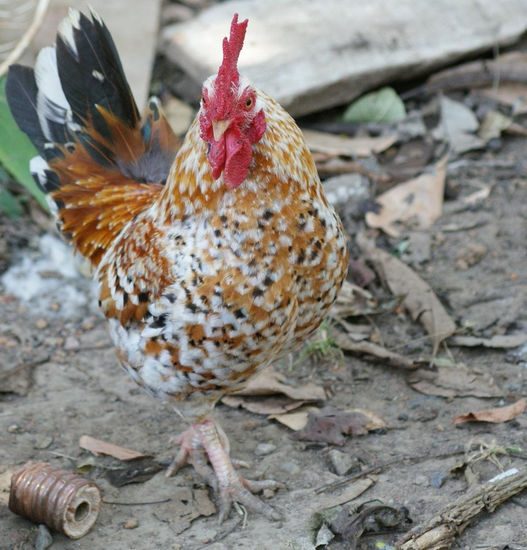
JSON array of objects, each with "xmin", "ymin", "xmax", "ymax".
[{"xmin": 166, "ymin": 417, "xmax": 282, "ymax": 522}]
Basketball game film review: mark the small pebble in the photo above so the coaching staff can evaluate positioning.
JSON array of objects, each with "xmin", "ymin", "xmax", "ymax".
[
  {"xmin": 263, "ymin": 488, "xmax": 275, "ymax": 499},
  {"xmin": 35, "ymin": 525, "xmax": 53, "ymax": 550},
  {"xmin": 328, "ymin": 449, "xmax": 359, "ymax": 476},
  {"xmin": 397, "ymin": 413, "xmax": 409, "ymax": 421},
  {"xmin": 413, "ymin": 474, "xmax": 428, "ymax": 486},
  {"xmin": 123, "ymin": 517, "xmax": 139, "ymax": 529},
  {"xmin": 63, "ymin": 336, "xmax": 80, "ymax": 351},
  {"xmin": 279, "ymin": 460, "xmax": 301, "ymax": 475},
  {"xmin": 430, "ymin": 471, "xmax": 448, "ymax": 488},
  {"xmin": 35, "ymin": 319, "xmax": 48, "ymax": 329},
  {"xmin": 7, "ymin": 424, "xmax": 20, "ymax": 433},
  {"xmin": 254, "ymin": 443, "xmax": 276, "ymax": 456}
]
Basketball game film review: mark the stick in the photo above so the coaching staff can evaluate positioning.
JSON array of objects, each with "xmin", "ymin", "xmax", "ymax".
[
  {"xmin": 0, "ymin": 0, "xmax": 50, "ymax": 77},
  {"xmin": 396, "ymin": 468, "xmax": 527, "ymax": 549}
]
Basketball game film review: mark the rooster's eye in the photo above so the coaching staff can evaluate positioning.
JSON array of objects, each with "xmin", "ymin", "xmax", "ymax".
[{"xmin": 245, "ymin": 97, "xmax": 253, "ymax": 109}]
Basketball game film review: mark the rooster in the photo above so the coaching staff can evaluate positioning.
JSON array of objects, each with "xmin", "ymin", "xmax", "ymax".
[{"xmin": 7, "ymin": 10, "xmax": 348, "ymax": 521}]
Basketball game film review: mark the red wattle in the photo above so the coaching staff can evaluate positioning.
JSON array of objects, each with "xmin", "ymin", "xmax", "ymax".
[{"xmin": 223, "ymin": 129, "xmax": 251, "ymax": 189}]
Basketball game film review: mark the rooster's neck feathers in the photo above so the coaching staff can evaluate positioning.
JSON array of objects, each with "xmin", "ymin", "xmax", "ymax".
[{"xmin": 159, "ymin": 91, "xmax": 318, "ymax": 221}]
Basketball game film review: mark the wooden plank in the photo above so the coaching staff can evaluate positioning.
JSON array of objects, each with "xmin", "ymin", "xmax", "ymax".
[{"xmin": 162, "ymin": 0, "xmax": 527, "ymax": 116}]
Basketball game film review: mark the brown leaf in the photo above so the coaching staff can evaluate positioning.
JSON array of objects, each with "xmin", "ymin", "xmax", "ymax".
[
  {"xmin": 358, "ymin": 233, "xmax": 456, "ymax": 354},
  {"xmin": 293, "ymin": 406, "xmax": 386, "ymax": 445},
  {"xmin": 333, "ymin": 332, "xmax": 417, "ymax": 369},
  {"xmin": 453, "ymin": 398, "xmax": 526, "ymax": 425},
  {"xmin": 365, "ymin": 157, "xmax": 447, "ymax": 237},
  {"xmin": 233, "ymin": 365, "xmax": 326, "ymax": 401},
  {"xmin": 221, "ymin": 395, "xmax": 309, "ymax": 415},
  {"xmin": 303, "ymin": 129, "xmax": 397, "ymax": 157},
  {"xmin": 105, "ymin": 458, "xmax": 163, "ymax": 487},
  {"xmin": 79, "ymin": 435, "xmax": 152, "ymax": 461},
  {"xmin": 408, "ymin": 364, "xmax": 502, "ymax": 398}
]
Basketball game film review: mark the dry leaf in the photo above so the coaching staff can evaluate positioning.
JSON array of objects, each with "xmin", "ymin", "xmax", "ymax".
[
  {"xmin": 453, "ymin": 398, "xmax": 526, "ymax": 424},
  {"xmin": 451, "ymin": 334, "xmax": 527, "ymax": 349},
  {"xmin": 330, "ymin": 280, "xmax": 377, "ymax": 318},
  {"xmin": 365, "ymin": 157, "xmax": 447, "ymax": 237},
  {"xmin": 478, "ymin": 110, "xmax": 513, "ymax": 142},
  {"xmin": 222, "ymin": 395, "xmax": 309, "ymax": 415},
  {"xmin": 154, "ymin": 486, "xmax": 215, "ymax": 535},
  {"xmin": 479, "ymin": 83, "xmax": 527, "ymax": 115},
  {"xmin": 408, "ymin": 365, "xmax": 502, "ymax": 398},
  {"xmin": 303, "ymin": 129, "xmax": 397, "ymax": 157},
  {"xmin": 293, "ymin": 406, "xmax": 386, "ymax": 445},
  {"xmin": 233, "ymin": 365, "xmax": 325, "ymax": 401},
  {"xmin": 271, "ymin": 407, "xmax": 320, "ymax": 431},
  {"xmin": 79, "ymin": 435, "xmax": 151, "ymax": 461},
  {"xmin": 358, "ymin": 233, "xmax": 456, "ymax": 354},
  {"xmin": 333, "ymin": 331, "xmax": 417, "ymax": 369},
  {"xmin": 222, "ymin": 366, "xmax": 325, "ymax": 414}
]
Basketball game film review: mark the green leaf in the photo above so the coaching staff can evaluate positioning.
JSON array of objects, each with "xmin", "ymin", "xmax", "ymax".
[
  {"xmin": 0, "ymin": 185, "xmax": 23, "ymax": 218},
  {"xmin": 343, "ymin": 86, "xmax": 406, "ymax": 124},
  {"xmin": 0, "ymin": 75, "xmax": 48, "ymax": 210}
]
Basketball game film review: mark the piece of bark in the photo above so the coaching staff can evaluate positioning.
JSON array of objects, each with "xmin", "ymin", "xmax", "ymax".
[
  {"xmin": 397, "ymin": 468, "xmax": 527, "ymax": 549},
  {"xmin": 162, "ymin": 0, "xmax": 527, "ymax": 116}
]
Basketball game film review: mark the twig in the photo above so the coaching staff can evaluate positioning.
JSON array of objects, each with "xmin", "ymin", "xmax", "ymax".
[
  {"xmin": 0, "ymin": 0, "xmax": 50, "ymax": 77},
  {"xmin": 396, "ymin": 468, "xmax": 527, "ymax": 549},
  {"xmin": 103, "ymin": 498, "xmax": 172, "ymax": 506},
  {"xmin": 315, "ymin": 448, "xmax": 465, "ymax": 494}
]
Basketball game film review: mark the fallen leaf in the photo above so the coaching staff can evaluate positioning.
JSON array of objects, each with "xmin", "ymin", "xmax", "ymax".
[
  {"xmin": 478, "ymin": 82, "xmax": 527, "ymax": 115},
  {"xmin": 358, "ymin": 233, "xmax": 456, "ymax": 354},
  {"xmin": 453, "ymin": 398, "xmax": 526, "ymax": 424},
  {"xmin": 408, "ymin": 365, "xmax": 502, "ymax": 398},
  {"xmin": 271, "ymin": 407, "xmax": 320, "ymax": 431},
  {"xmin": 451, "ymin": 334, "xmax": 527, "ymax": 349},
  {"xmin": 365, "ymin": 157, "xmax": 447, "ymax": 237},
  {"xmin": 343, "ymin": 87, "xmax": 406, "ymax": 123},
  {"xmin": 333, "ymin": 331, "xmax": 417, "ymax": 370},
  {"xmin": 478, "ymin": 110, "xmax": 513, "ymax": 142},
  {"xmin": 303, "ymin": 129, "xmax": 397, "ymax": 158},
  {"xmin": 79, "ymin": 435, "xmax": 152, "ymax": 461},
  {"xmin": 233, "ymin": 365, "xmax": 326, "ymax": 401},
  {"xmin": 105, "ymin": 458, "xmax": 164, "ymax": 487},
  {"xmin": 437, "ymin": 95, "xmax": 484, "ymax": 154},
  {"xmin": 222, "ymin": 366, "xmax": 325, "ymax": 415},
  {"xmin": 154, "ymin": 486, "xmax": 215, "ymax": 535},
  {"xmin": 293, "ymin": 406, "xmax": 386, "ymax": 445},
  {"xmin": 330, "ymin": 280, "xmax": 378, "ymax": 318},
  {"xmin": 221, "ymin": 395, "xmax": 309, "ymax": 415}
]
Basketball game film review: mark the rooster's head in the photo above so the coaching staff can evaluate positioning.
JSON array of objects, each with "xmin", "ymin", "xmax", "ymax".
[{"xmin": 199, "ymin": 14, "xmax": 266, "ymax": 189}]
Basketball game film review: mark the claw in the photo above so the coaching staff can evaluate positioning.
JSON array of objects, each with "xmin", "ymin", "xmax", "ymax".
[{"xmin": 168, "ymin": 417, "xmax": 282, "ymax": 522}]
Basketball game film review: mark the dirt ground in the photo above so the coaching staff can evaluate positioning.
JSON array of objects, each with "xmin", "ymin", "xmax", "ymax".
[
  {"xmin": 2, "ymin": 8, "xmax": 527, "ymax": 543},
  {"xmin": 1, "ymin": 129, "xmax": 526, "ymax": 549}
]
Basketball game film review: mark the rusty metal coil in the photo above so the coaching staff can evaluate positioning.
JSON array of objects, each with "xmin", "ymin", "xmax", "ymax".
[{"xmin": 9, "ymin": 462, "xmax": 101, "ymax": 539}]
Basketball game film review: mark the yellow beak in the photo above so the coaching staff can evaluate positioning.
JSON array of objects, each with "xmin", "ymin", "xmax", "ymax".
[{"xmin": 212, "ymin": 119, "xmax": 230, "ymax": 142}]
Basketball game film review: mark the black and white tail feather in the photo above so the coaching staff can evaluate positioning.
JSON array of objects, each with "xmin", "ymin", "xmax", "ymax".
[
  {"xmin": 7, "ymin": 7, "xmax": 178, "ymax": 202},
  {"xmin": 6, "ymin": 8, "xmax": 180, "ymax": 266}
]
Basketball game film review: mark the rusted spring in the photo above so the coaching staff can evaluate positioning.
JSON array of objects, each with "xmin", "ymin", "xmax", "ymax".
[{"xmin": 9, "ymin": 462, "xmax": 101, "ymax": 539}]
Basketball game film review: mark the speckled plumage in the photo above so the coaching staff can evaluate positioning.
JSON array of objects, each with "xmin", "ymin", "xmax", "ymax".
[
  {"xmin": 97, "ymin": 89, "xmax": 347, "ymax": 419},
  {"xmin": 6, "ymin": 10, "xmax": 348, "ymax": 519}
]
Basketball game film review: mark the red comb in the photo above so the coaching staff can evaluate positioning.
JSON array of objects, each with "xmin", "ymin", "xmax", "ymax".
[{"xmin": 216, "ymin": 14, "xmax": 248, "ymax": 91}]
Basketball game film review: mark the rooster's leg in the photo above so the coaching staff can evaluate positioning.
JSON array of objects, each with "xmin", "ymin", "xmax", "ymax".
[{"xmin": 166, "ymin": 417, "xmax": 282, "ymax": 522}]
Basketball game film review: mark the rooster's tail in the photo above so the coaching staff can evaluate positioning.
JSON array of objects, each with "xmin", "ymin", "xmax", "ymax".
[{"xmin": 6, "ymin": 8, "xmax": 180, "ymax": 267}]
